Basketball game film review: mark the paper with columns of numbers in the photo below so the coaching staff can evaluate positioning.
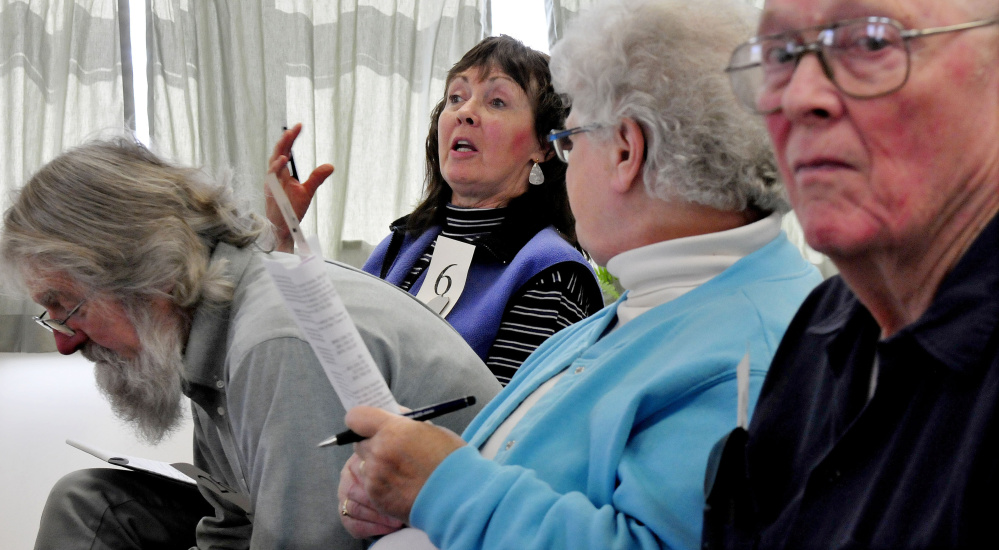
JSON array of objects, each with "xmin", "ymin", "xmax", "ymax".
[{"xmin": 262, "ymin": 252, "xmax": 400, "ymax": 413}]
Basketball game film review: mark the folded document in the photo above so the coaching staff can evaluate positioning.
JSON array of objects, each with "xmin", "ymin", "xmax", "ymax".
[{"xmin": 66, "ymin": 439, "xmax": 253, "ymax": 516}]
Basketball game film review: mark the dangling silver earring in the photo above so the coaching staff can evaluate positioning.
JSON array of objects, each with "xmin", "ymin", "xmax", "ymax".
[{"xmin": 529, "ymin": 160, "xmax": 545, "ymax": 185}]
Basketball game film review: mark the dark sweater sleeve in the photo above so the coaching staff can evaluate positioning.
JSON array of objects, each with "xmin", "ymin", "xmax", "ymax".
[{"xmin": 484, "ymin": 261, "xmax": 603, "ymax": 385}]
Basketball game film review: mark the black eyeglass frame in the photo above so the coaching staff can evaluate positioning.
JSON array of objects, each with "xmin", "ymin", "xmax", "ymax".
[
  {"xmin": 547, "ymin": 124, "xmax": 604, "ymax": 163},
  {"xmin": 34, "ymin": 297, "xmax": 86, "ymax": 337},
  {"xmin": 726, "ymin": 16, "xmax": 999, "ymax": 114}
]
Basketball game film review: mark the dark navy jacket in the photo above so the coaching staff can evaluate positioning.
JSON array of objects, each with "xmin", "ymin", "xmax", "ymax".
[{"xmin": 704, "ymin": 214, "xmax": 999, "ymax": 549}]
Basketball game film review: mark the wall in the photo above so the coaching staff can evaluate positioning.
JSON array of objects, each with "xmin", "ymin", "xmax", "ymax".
[{"xmin": 0, "ymin": 352, "xmax": 194, "ymax": 550}]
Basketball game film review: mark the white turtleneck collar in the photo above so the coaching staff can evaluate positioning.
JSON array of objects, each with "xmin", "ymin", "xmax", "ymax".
[{"xmin": 605, "ymin": 213, "xmax": 782, "ymax": 327}]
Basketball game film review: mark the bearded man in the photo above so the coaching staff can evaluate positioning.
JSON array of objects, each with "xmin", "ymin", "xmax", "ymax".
[{"xmin": 2, "ymin": 137, "xmax": 501, "ymax": 550}]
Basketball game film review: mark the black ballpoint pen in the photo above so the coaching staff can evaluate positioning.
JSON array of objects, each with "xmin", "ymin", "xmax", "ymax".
[
  {"xmin": 317, "ymin": 396, "xmax": 477, "ymax": 447},
  {"xmin": 281, "ymin": 126, "xmax": 299, "ymax": 180}
]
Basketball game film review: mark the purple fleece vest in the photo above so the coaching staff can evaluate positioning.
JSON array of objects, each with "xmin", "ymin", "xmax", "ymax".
[{"xmin": 362, "ymin": 226, "xmax": 591, "ymax": 360}]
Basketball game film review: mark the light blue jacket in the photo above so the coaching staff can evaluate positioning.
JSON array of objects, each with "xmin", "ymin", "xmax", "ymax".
[{"xmin": 410, "ymin": 233, "xmax": 822, "ymax": 550}]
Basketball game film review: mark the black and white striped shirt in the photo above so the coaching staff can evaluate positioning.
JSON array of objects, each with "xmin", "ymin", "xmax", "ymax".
[{"xmin": 398, "ymin": 205, "xmax": 602, "ymax": 385}]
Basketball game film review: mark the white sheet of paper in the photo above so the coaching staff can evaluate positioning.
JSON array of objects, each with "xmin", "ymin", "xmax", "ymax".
[
  {"xmin": 369, "ymin": 528, "xmax": 439, "ymax": 550},
  {"xmin": 414, "ymin": 236, "xmax": 475, "ymax": 318},
  {"xmin": 66, "ymin": 439, "xmax": 196, "ymax": 485},
  {"xmin": 264, "ymin": 172, "xmax": 313, "ymax": 256},
  {"xmin": 736, "ymin": 349, "xmax": 751, "ymax": 429},
  {"xmin": 262, "ymin": 253, "xmax": 399, "ymax": 413}
]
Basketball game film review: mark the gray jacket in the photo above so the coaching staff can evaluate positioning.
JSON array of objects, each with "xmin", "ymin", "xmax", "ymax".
[{"xmin": 182, "ymin": 243, "xmax": 501, "ymax": 549}]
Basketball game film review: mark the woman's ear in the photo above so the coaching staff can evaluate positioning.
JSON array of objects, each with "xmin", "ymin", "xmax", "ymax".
[
  {"xmin": 609, "ymin": 118, "xmax": 645, "ymax": 193},
  {"xmin": 535, "ymin": 137, "xmax": 556, "ymax": 163}
]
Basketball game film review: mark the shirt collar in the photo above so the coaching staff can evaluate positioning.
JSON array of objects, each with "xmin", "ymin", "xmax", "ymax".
[
  {"xmin": 816, "ymin": 214, "xmax": 999, "ymax": 376},
  {"xmin": 181, "ymin": 242, "xmax": 254, "ymax": 391},
  {"xmin": 606, "ymin": 213, "xmax": 782, "ymax": 326},
  {"xmin": 887, "ymin": 214, "xmax": 999, "ymax": 375},
  {"xmin": 392, "ymin": 193, "xmax": 557, "ymax": 263}
]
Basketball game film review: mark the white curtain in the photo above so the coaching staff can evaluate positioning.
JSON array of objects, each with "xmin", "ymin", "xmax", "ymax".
[
  {"xmin": 546, "ymin": 0, "xmax": 765, "ymax": 48},
  {"xmin": 0, "ymin": 0, "xmax": 128, "ymax": 352},
  {"xmin": 543, "ymin": 0, "xmax": 593, "ymax": 49},
  {"xmin": 147, "ymin": 0, "xmax": 488, "ymax": 264}
]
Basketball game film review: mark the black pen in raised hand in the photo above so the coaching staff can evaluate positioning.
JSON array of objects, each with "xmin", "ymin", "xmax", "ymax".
[
  {"xmin": 317, "ymin": 396, "xmax": 477, "ymax": 447},
  {"xmin": 281, "ymin": 125, "xmax": 299, "ymax": 180}
]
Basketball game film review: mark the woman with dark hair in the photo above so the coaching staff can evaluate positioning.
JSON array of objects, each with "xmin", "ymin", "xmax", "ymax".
[{"xmin": 270, "ymin": 36, "xmax": 602, "ymax": 384}]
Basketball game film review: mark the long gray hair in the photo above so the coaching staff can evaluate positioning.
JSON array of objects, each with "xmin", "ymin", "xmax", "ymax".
[
  {"xmin": 550, "ymin": 0, "xmax": 787, "ymax": 213},
  {"xmin": 2, "ymin": 137, "xmax": 266, "ymax": 308}
]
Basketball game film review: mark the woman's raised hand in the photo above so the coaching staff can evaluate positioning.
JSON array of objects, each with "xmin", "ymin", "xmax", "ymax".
[{"xmin": 266, "ymin": 123, "xmax": 335, "ymax": 252}]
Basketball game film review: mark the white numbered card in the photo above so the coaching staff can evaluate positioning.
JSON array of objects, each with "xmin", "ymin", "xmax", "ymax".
[{"xmin": 414, "ymin": 236, "xmax": 475, "ymax": 318}]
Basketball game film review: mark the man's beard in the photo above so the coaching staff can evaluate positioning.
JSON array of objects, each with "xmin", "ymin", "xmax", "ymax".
[{"xmin": 83, "ymin": 306, "xmax": 187, "ymax": 445}]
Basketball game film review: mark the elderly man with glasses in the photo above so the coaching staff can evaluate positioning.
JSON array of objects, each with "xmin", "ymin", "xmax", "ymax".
[
  {"xmin": 34, "ymin": 297, "xmax": 86, "ymax": 335},
  {"xmin": 3, "ymin": 137, "xmax": 501, "ymax": 550},
  {"xmin": 703, "ymin": 0, "xmax": 999, "ymax": 549}
]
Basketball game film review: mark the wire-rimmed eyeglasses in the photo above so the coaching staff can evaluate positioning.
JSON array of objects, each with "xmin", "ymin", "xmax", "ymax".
[
  {"xmin": 34, "ymin": 297, "xmax": 86, "ymax": 336},
  {"xmin": 726, "ymin": 16, "xmax": 999, "ymax": 114},
  {"xmin": 547, "ymin": 124, "xmax": 604, "ymax": 163}
]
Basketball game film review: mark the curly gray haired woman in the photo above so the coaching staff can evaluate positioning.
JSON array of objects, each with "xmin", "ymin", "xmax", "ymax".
[
  {"xmin": 333, "ymin": 2, "xmax": 821, "ymax": 550},
  {"xmin": 549, "ymin": 0, "xmax": 785, "ymax": 214}
]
